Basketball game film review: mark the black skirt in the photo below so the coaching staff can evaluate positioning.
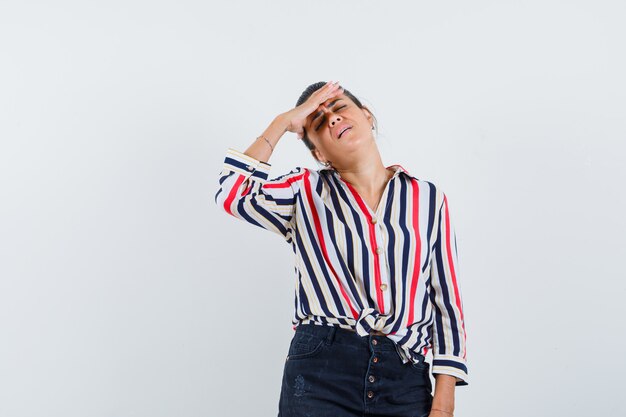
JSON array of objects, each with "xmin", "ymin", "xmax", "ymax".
[{"xmin": 278, "ymin": 323, "xmax": 433, "ymax": 417}]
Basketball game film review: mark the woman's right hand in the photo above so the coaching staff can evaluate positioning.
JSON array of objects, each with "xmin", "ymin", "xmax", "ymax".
[{"xmin": 280, "ymin": 81, "xmax": 344, "ymax": 140}]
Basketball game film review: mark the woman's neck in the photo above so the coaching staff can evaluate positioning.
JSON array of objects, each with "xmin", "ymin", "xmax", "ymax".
[{"xmin": 334, "ymin": 158, "xmax": 393, "ymax": 195}]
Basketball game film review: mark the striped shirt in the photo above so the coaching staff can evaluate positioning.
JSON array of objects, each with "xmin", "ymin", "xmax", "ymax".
[{"xmin": 215, "ymin": 148, "xmax": 469, "ymax": 386}]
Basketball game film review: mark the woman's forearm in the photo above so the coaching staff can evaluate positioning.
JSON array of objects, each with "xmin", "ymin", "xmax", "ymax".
[
  {"xmin": 431, "ymin": 374, "xmax": 456, "ymax": 413},
  {"xmin": 243, "ymin": 115, "xmax": 289, "ymax": 164}
]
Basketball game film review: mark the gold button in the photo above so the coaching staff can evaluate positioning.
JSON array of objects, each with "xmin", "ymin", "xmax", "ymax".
[
  {"xmin": 380, "ymin": 283, "xmax": 388, "ymax": 291},
  {"xmin": 371, "ymin": 217, "xmax": 377, "ymax": 224},
  {"xmin": 376, "ymin": 247, "xmax": 383, "ymax": 254},
  {"xmin": 367, "ymin": 391, "xmax": 374, "ymax": 398},
  {"xmin": 247, "ymin": 165, "xmax": 254, "ymax": 171},
  {"xmin": 373, "ymin": 356, "xmax": 379, "ymax": 363},
  {"xmin": 368, "ymin": 375, "xmax": 376, "ymax": 383}
]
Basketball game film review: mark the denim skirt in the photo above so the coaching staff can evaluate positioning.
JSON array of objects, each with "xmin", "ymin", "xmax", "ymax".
[{"xmin": 277, "ymin": 323, "xmax": 433, "ymax": 417}]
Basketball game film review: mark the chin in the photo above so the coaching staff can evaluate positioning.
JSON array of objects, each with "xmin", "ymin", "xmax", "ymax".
[{"xmin": 340, "ymin": 131, "xmax": 371, "ymax": 147}]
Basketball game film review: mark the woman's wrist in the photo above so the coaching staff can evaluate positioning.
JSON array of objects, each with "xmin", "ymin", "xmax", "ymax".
[
  {"xmin": 272, "ymin": 114, "xmax": 290, "ymax": 134},
  {"xmin": 262, "ymin": 116, "xmax": 289, "ymax": 147},
  {"xmin": 243, "ymin": 117, "xmax": 288, "ymax": 163},
  {"xmin": 430, "ymin": 408, "xmax": 454, "ymax": 416}
]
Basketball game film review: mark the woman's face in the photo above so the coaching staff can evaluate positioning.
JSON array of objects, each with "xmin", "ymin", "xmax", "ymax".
[{"xmin": 304, "ymin": 93, "xmax": 375, "ymax": 167}]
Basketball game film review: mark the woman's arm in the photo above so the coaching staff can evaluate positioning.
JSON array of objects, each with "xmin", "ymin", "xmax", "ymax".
[
  {"xmin": 429, "ymin": 191, "xmax": 469, "ymax": 386},
  {"xmin": 244, "ymin": 80, "xmax": 344, "ymax": 164},
  {"xmin": 427, "ymin": 191, "xmax": 468, "ymax": 416},
  {"xmin": 430, "ymin": 374, "xmax": 457, "ymax": 416},
  {"xmin": 214, "ymin": 140, "xmax": 304, "ymax": 240},
  {"xmin": 214, "ymin": 82, "xmax": 345, "ymax": 239},
  {"xmin": 243, "ymin": 116, "xmax": 288, "ymax": 163}
]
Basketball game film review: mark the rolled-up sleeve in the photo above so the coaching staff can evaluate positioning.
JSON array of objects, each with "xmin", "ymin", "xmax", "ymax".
[
  {"xmin": 428, "ymin": 191, "xmax": 469, "ymax": 386},
  {"xmin": 214, "ymin": 148, "xmax": 304, "ymax": 241}
]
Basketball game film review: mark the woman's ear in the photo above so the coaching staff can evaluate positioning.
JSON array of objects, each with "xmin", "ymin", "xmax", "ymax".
[
  {"xmin": 311, "ymin": 148, "xmax": 327, "ymax": 164},
  {"xmin": 361, "ymin": 106, "xmax": 373, "ymax": 123}
]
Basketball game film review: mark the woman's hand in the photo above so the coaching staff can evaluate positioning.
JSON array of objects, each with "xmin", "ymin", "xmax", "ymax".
[{"xmin": 280, "ymin": 81, "xmax": 344, "ymax": 139}]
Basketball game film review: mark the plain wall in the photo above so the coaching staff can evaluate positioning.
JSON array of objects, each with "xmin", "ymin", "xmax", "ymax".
[{"xmin": 1, "ymin": 1, "xmax": 625, "ymax": 416}]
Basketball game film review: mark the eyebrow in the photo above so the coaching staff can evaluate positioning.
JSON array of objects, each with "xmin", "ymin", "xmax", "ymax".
[{"xmin": 310, "ymin": 99, "xmax": 343, "ymax": 125}]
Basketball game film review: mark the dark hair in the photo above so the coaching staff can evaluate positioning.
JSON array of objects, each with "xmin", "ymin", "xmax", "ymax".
[{"xmin": 295, "ymin": 81, "xmax": 378, "ymax": 158}]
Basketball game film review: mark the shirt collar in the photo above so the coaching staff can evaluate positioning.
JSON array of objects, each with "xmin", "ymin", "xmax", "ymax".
[
  {"xmin": 323, "ymin": 164, "xmax": 416, "ymax": 181},
  {"xmin": 386, "ymin": 164, "xmax": 414, "ymax": 179}
]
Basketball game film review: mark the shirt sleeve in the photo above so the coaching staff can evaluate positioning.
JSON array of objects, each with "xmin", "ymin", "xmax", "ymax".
[
  {"xmin": 214, "ymin": 148, "xmax": 304, "ymax": 241},
  {"xmin": 428, "ymin": 191, "xmax": 469, "ymax": 386}
]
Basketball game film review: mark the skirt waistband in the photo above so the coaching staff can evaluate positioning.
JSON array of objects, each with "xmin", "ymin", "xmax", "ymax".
[
  {"xmin": 294, "ymin": 323, "xmax": 398, "ymax": 352},
  {"xmin": 343, "ymin": 326, "xmax": 386, "ymax": 336},
  {"xmin": 292, "ymin": 322, "xmax": 429, "ymax": 368}
]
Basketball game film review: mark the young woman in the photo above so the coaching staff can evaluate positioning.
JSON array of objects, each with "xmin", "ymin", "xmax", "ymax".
[{"xmin": 215, "ymin": 81, "xmax": 469, "ymax": 417}]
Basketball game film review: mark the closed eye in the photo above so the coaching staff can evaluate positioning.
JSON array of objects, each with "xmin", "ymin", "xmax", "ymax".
[{"xmin": 315, "ymin": 105, "xmax": 347, "ymax": 131}]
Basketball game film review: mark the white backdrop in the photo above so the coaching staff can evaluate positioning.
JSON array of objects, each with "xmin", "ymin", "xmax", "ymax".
[{"xmin": 1, "ymin": 1, "xmax": 625, "ymax": 416}]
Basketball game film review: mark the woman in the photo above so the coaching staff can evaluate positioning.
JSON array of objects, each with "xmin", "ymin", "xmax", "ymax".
[{"xmin": 215, "ymin": 81, "xmax": 468, "ymax": 417}]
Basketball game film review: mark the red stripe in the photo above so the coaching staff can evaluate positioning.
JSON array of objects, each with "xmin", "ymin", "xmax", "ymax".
[
  {"xmin": 340, "ymin": 179, "xmax": 385, "ymax": 313},
  {"xmin": 407, "ymin": 179, "xmax": 421, "ymax": 326},
  {"xmin": 304, "ymin": 171, "xmax": 359, "ymax": 319},
  {"xmin": 223, "ymin": 174, "xmax": 246, "ymax": 216},
  {"xmin": 443, "ymin": 194, "xmax": 467, "ymax": 358},
  {"xmin": 262, "ymin": 172, "xmax": 306, "ymax": 189}
]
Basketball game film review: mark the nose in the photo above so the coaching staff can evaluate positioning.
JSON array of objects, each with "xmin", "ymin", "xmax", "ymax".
[{"xmin": 326, "ymin": 111, "xmax": 341, "ymax": 127}]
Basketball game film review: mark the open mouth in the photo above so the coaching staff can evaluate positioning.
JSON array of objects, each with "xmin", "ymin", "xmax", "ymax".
[{"xmin": 338, "ymin": 126, "xmax": 352, "ymax": 139}]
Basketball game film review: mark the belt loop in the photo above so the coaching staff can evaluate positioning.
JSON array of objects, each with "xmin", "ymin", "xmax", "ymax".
[
  {"xmin": 326, "ymin": 326, "xmax": 337, "ymax": 345},
  {"xmin": 394, "ymin": 342, "xmax": 407, "ymax": 363},
  {"xmin": 410, "ymin": 349, "xmax": 426, "ymax": 366}
]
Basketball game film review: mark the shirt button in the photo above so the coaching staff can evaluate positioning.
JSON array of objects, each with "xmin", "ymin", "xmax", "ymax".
[
  {"xmin": 367, "ymin": 391, "xmax": 374, "ymax": 398},
  {"xmin": 376, "ymin": 247, "xmax": 383, "ymax": 254},
  {"xmin": 371, "ymin": 217, "xmax": 377, "ymax": 224},
  {"xmin": 372, "ymin": 338, "xmax": 378, "ymax": 345},
  {"xmin": 368, "ymin": 375, "xmax": 376, "ymax": 383},
  {"xmin": 372, "ymin": 356, "xmax": 379, "ymax": 363},
  {"xmin": 246, "ymin": 165, "xmax": 254, "ymax": 171},
  {"xmin": 380, "ymin": 283, "xmax": 388, "ymax": 291}
]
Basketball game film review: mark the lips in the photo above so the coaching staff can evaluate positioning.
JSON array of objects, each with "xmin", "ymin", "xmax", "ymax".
[{"xmin": 335, "ymin": 123, "xmax": 352, "ymax": 139}]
